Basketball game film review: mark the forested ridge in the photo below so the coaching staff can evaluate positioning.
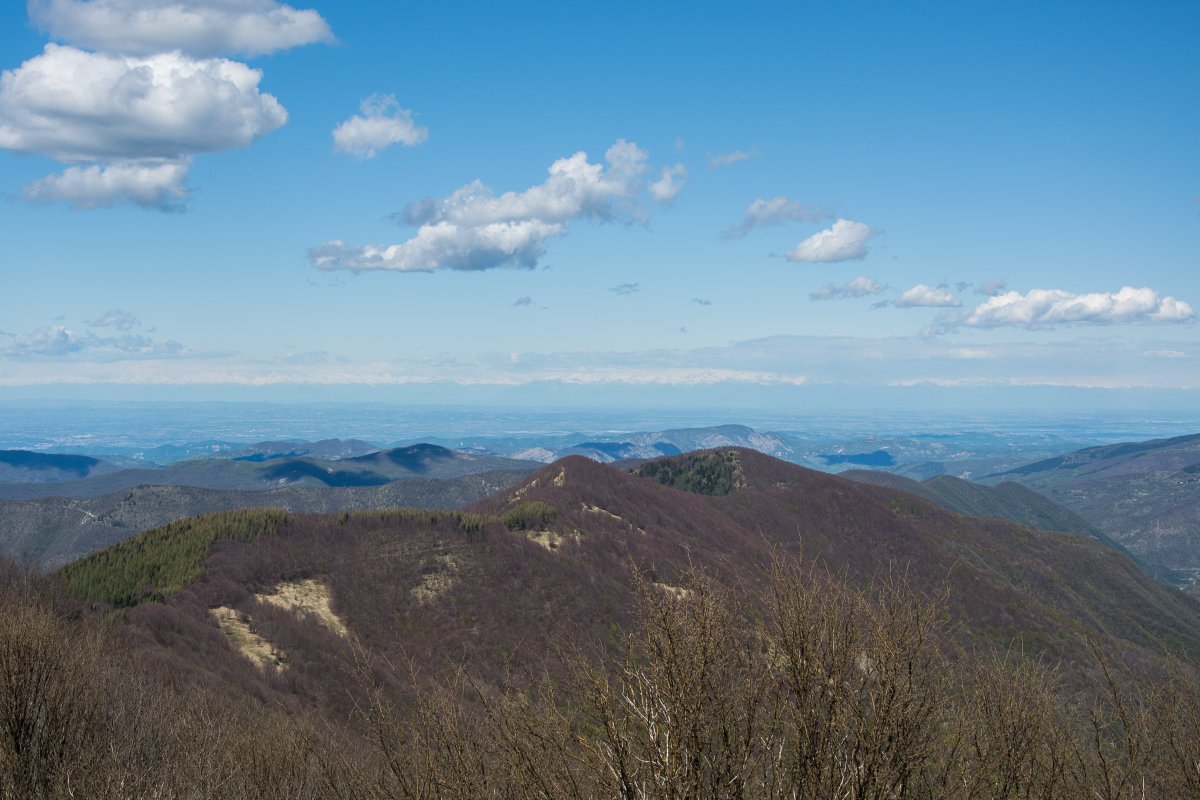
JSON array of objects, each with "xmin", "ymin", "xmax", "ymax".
[{"xmin": 2, "ymin": 450, "xmax": 1200, "ymax": 797}]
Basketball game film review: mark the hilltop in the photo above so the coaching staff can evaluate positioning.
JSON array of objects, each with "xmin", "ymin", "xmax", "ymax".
[
  {"xmin": 57, "ymin": 448, "xmax": 1200, "ymax": 721},
  {"xmin": 0, "ymin": 469, "xmax": 530, "ymax": 569},
  {"xmin": 0, "ymin": 449, "xmax": 119, "ymax": 484}
]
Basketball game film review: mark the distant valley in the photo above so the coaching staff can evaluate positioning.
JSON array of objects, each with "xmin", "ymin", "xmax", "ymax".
[
  {"xmin": 988, "ymin": 433, "xmax": 1200, "ymax": 583},
  {"xmin": 3, "ymin": 424, "xmax": 1199, "ymax": 586}
]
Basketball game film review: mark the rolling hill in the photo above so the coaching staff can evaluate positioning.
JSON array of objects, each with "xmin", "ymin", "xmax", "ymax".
[
  {"xmin": 0, "ymin": 449, "xmax": 119, "ymax": 484},
  {"xmin": 841, "ymin": 469, "xmax": 1103, "ymax": 538},
  {"xmin": 57, "ymin": 448, "xmax": 1200, "ymax": 722},
  {"xmin": 992, "ymin": 433, "xmax": 1200, "ymax": 583},
  {"xmin": 0, "ymin": 468, "xmax": 533, "ymax": 569},
  {"xmin": 0, "ymin": 443, "xmax": 537, "ymax": 501},
  {"xmin": 226, "ymin": 438, "xmax": 381, "ymax": 462},
  {"xmin": 512, "ymin": 424, "xmax": 790, "ymax": 463}
]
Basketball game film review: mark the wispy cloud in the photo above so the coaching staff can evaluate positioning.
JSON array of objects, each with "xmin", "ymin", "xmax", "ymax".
[
  {"xmin": 332, "ymin": 94, "xmax": 427, "ymax": 159},
  {"xmin": 722, "ymin": 196, "xmax": 829, "ymax": 238},
  {"xmin": 648, "ymin": 163, "xmax": 688, "ymax": 204},
  {"xmin": 609, "ymin": 283, "xmax": 639, "ymax": 296},
  {"xmin": 4, "ymin": 324, "xmax": 193, "ymax": 359},
  {"xmin": 692, "ymin": 297, "xmax": 712, "ymax": 306},
  {"xmin": 87, "ymin": 309, "xmax": 141, "ymax": 331},
  {"xmin": 3, "ymin": 332, "xmax": 1198, "ymax": 392},
  {"xmin": 810, "ymin": 276, "xmax": 885, "ymax": 301},
  {"xmin": 976, "ymin": 277, "xmax": 1007, "ymax": 296},
  {"xmin": 707, "ymin": 148, "xmax": 757, "ymax": 169},
  {"xmin": 310, "ymin": 140, "xmax": 648, "ymax": 273},
  {"xmin": 512, "ymin": 296, "xmax": 533, "ymax": 307},
  {"xmin": 786, "ymin": 219, "xmax": 876, "ymax": 263}
]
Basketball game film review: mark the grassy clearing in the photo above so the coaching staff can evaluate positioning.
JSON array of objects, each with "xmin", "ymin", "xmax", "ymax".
[
  {"xmin": 209, "ymin": 606, "xmax": 285, "ymax": 670},
  {"xmin": 257, "ymin": 579, "xmax": 348, "ymax": 636},
  {"xmin": 412, "ymin": 554, "xmax": 460, "ymax": 601}
]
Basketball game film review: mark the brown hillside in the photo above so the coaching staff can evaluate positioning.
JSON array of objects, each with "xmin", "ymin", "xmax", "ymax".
[{"xmin": 61, "ymin": 449, "xmax": 1200, "ymax": 721}]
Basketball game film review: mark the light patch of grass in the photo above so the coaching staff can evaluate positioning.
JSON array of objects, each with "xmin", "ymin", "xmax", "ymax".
[
  {"xmin": 209, "ymin": 606, "xmax": 285, "ymax": 671},
  {"xmin": 583, "ymin": 503, "xmax": 623, "ymax": 521},
  {"xmin": 583, "ymin": 503, "xmax": 645, "ymax": 534},
  {"xmin": 509, "ymin": 477, "xmax": 539, "ymax": 502},
  {"xmin": 256, "ymin": 579, "xmax": 348, "ymax": 637},
  {"xmin": 552, "ymin": 467, "xmax": 567, "ymax": 487},
  {"xmin": 525, "ymin": 530, "xmax": 581, "ymax": 552},
  {"xmin": 412, "ymin": 554, "xmax": 459, "ymax": 602}
]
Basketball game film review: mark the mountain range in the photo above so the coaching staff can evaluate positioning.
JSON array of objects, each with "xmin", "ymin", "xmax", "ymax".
[
  {"xmin": 511, "ymin": 423, "xmax": 790, "ymax": 462},
  {"xmin": 990, "ymin": 433, "xmax": 1200, "ymax": 583},
  {"xmin": 0, "ymin": 443, "xmax": 535, "ymax": 501},
  {"xmin": 0, "ymin": 449, "xmax": 120, "ymax": 483},
  {"xmin": 0, "ymin": 470, "xmax": 531, "ymax": 569},
  {"xmin": 57, "ymin": 447, "xmax": 1200, "ymax": 722}
]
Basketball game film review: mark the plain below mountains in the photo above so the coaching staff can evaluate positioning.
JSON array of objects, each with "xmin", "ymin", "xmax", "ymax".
[
  {"xmin": 990, "ymin": 433, "xmax": 1200, "ymax": 583},
  {"xmin": 58, "ymin": 448, "xmax": 1200, "ymax": 723},
  {"xmin": 511, "ymin": 424, "xmax": 791, "ymax": 463}
]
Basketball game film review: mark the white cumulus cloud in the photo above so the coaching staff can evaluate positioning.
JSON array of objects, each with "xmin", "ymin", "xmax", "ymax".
[
  {"xmin": 648, "ymin": 163, "xmax": 687, "ymax": 204},
  {"xmin": 2, "ymin": 1, "xmax": 328, "ymax": 209},
  {"xmin": 23, "ymin": 160, "xmax": 190, "ymax": 209},
  {"xmin": 785, "ymin": 219, "xmax": 875, "ymax": 263},
  {"xmin": 310, "ymin": 140, "xmax": 649, "ymax": 272},
  {"xmin": 0, "ymin": 46, "xmax": 286, "ymax": 162},
  {"xmin": 28, "ymin": 0, "xmax": 333, "ymax": 58},
  {"xmin": 893, "ymin": 284, "xmax": 961, "ymax": 308},
  {"xmin": 810, "ymin": 276, "xmax": 885, "ymax": 301},
  {"xmin": 332, "ymin": 94, "xmax": 428, "ymax": 159},
  {"xmin": 724, "ymin": 195, "xmax": 828, "ymax": 238},
  {"xmin": 0, "ymin": 44, "xmax": 288, "ymax": 208},
  {"xmin": 965, "ymin": 286, "xmax": 1194, "ymax": 329}
]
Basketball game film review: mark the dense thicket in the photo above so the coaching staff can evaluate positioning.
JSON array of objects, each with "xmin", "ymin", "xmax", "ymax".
[
  {"xmin": 3, "ymin": 556, "xmax": 1200, "ymax": 798},
  {"xmin": 58, "ymin": 509, "xmax": 292, "ymax": 606},
  {"xmin": 632, "ymin": 450, "xmax": 744, "ymax": 496}
]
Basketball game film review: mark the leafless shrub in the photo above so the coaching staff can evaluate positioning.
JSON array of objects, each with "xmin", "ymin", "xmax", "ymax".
[{"xmin": 4, "ymin": 553, "xmax": 1200, "ymax": 798}]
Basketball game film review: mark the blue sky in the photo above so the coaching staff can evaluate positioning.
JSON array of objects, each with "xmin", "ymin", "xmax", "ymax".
[{"xmin": 1, "ymin": 0, "xmax": 1197, "ymax": 408}]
